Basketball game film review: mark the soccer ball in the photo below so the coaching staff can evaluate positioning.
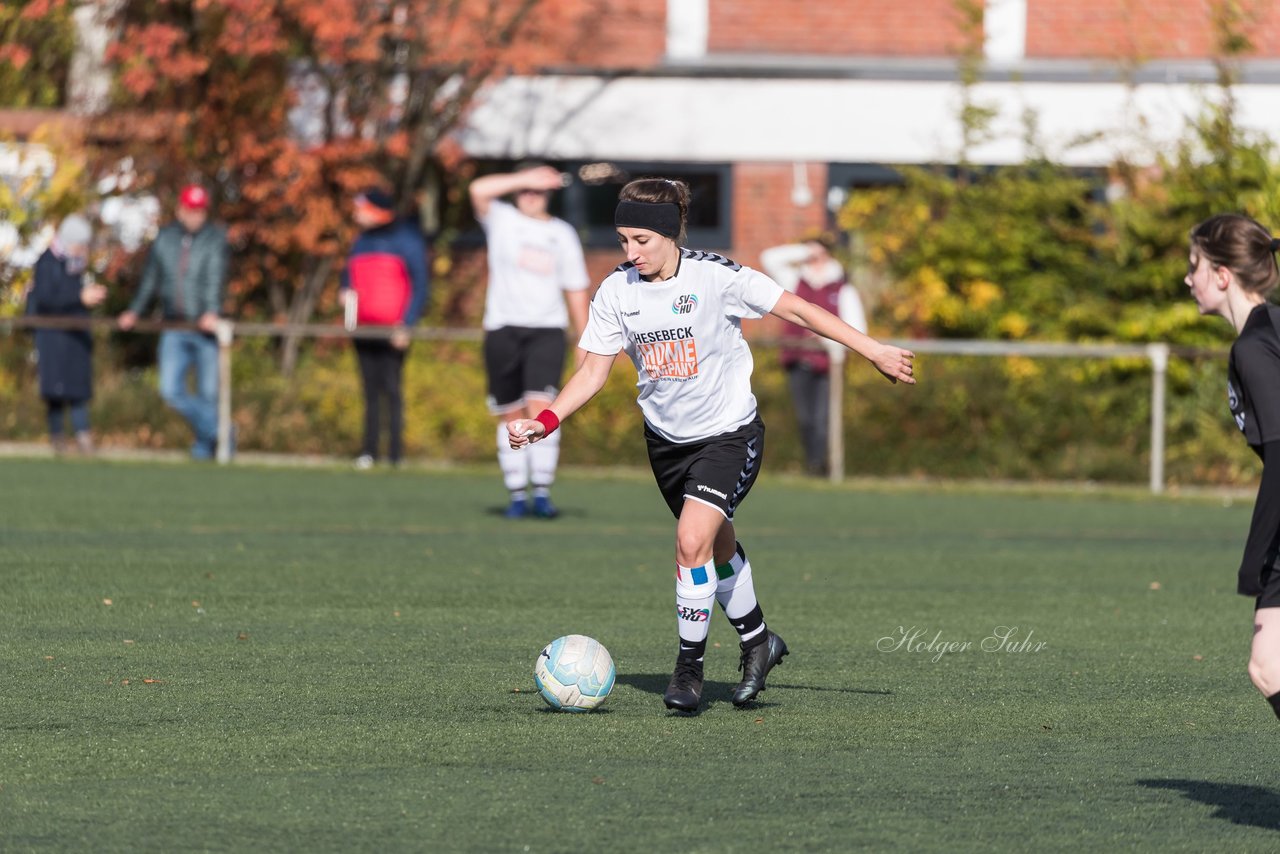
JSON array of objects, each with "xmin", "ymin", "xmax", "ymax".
[{"xmin": 534, "ymin": 634, "xmax": 616, "ymax": 712}]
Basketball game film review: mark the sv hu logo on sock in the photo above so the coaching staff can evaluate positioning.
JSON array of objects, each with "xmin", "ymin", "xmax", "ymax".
[{"xmin": 677, "ymin": 606, "xmax": 711, "ymax": 623}]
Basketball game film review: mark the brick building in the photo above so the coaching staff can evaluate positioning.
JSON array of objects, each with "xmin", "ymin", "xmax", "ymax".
[
  {"xmin": 11, "ymin": 1, "xmax": 1280, "ymax": 286},
  {"xmin": 459, "ymin": 0, "xmax": 1280, "ymax": 279}
]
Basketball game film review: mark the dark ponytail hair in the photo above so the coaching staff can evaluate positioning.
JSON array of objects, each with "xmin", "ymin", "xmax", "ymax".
[
  {"xmin": 618, "ymin": 178, "xmax": 691, "ymax": 244},
  {"xmin": 1190, "ymin": 214, "xmax": 1280, "ymax": 297}
]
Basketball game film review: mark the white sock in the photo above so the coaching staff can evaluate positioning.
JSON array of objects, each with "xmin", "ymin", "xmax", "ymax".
[
  {"xmin": 717, "ymin": 546, "xmax": 765, "ymax": 644},
  {"xmin": 497, "ymin": 422, "xmax": 529, "ymax": 492},
  {"xmin": 676, "ymin": 561, "xmax": 717, "ymax": 656},
  {"xmin": 529, "ymin": 425, "xmax": 560, "ymax": 490}
]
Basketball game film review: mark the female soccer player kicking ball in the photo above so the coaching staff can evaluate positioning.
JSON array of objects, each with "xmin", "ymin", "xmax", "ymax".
[
  {"xmin": 509, "ymin": 178, "xmax": 915, "ymax": 713},
  {"xmin": 1186, "ymin": 213, "xmax": 1280, "ymax": 723}
]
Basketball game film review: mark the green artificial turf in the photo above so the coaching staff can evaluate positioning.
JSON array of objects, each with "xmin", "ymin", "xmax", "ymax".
[{"xmin": 1, "ymin": 458, "xmax": 1276, "ymax": 852}]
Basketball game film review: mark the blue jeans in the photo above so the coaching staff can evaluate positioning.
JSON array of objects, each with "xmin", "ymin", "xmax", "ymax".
[{"xmin": 158, "ymin": 330, "xmax": 219, "ymax": 459}]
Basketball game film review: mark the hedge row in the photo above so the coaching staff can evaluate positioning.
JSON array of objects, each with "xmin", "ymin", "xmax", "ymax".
[{"xmin": 0, "ymin": 333, "xmax": 1258, "ymax": 487}]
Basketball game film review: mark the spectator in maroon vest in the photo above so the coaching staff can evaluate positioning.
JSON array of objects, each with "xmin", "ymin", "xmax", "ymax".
[
  {"xmin": 761, "ymin": 233, "xmax": 866, "ymax": 476},
  {"xmin": 339, "ymin": 188, "xmax": 430, "ymax": 469}
]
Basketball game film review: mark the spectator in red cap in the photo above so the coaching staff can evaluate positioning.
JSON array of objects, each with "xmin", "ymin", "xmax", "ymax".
[{"xmin": 118, "ymin": 183, "xmax": 230, "ymax": 460}]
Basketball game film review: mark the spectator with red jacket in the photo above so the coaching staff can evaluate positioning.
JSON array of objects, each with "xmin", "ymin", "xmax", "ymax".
[{"xmin": 339, "ymin": 188, "xmax": 430, "ymax": 468}]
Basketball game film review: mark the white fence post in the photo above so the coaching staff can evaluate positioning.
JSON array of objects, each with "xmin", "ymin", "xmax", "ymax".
[
  {"xmin": 1147, "ymin": 343, "xmax": 1169, "ymax": 494},
  {"xmin": 215, "ymin": 319, "xmax": 234, "ymax": 465},
  {"xmin": 828, "ymin": 356, "xmax": 845, "ymax": 483}
]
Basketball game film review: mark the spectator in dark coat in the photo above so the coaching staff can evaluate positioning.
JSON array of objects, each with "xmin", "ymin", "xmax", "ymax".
[{"xmin": 26, "ymin": 214, "xmax": 107, "ymax": 454}]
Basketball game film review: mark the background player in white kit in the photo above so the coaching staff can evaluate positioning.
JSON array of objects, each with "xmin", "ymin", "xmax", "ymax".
[
  {"xmin": 508, "ymin": 178, "xmax": 915, "ymax": 713},
  {"xmin": 470, "ymin": 164, "xmax": 590, "ymax": 518}
]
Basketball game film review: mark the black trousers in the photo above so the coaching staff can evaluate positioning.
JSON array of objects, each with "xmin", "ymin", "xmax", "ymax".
[
  {"xmin": 354, "ymin": 340, "xmax": 406, "ymax": 462},
  {"xmin": 786, "ymin": 364, "xmax": 830, "ymax": 475}
]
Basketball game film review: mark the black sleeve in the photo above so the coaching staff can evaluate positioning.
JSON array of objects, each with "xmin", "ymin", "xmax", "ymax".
[
  {"xmin": 1239, "ymin": 440, "xmax": 1280, "ymax": 596},
  {"xmin": 1235, "ymin": 337, "xmax": 1280, "ymax": 444}
]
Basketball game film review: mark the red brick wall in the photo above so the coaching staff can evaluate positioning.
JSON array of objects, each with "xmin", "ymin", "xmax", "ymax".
[
  {"xmin": 731, "ymin": 162, "xmax": 831, "ymax": 269},
  {"xmin": 521, "ymin": 0, "xmax": 666, "ymax": 69},
  {"xmin": 708, "ymin": 0, "xmax": 966, "ymax": 57},
  {"xmin": 584, "ymin": 249, "xmax": 624, "ymax": 287},
  {"xmin": 729, "ymin": 163, "xmax": 832, "ymax": 338},
  {"xmin": 522, "ymin": 0, "xmax": 1280, "ymax": 70},
  {"xmin": 1026, "ymin": 0, "xmax": 1280, "ymax": 59}
]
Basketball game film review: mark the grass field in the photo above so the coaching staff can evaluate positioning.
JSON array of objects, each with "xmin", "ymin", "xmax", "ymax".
[{"xmin": 1, "ymin": 457, "xmax": 1277, "ymax": 852}]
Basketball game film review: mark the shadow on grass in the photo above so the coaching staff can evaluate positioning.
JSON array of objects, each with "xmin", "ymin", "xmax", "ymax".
[
  {"xmin": 615, "ymin": 672, "xmax": 785, "ymax": 714},
  {"xmin": 1137, "ymin": 779, "xmax": 1280, "ymax": 831},
  {"xmin": 768, "ymin": 683, "xmax": 893, "ymax": 696},
  {"xmin": 616, "ymin": 672, "xmax": 733, "ymax": 698},
  {"xmin": 616, "ymin": 672, "xmax": 892, "ymax": 708}
]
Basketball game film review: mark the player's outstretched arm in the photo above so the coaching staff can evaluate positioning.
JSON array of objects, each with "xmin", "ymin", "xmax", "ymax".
[
  {"xmin": 508, "ymin": 350, "xmax": 615, "ymax": 448},
  {"xmin": 770, "ymin": 291, "xmax": 915, "ymax": 384}
]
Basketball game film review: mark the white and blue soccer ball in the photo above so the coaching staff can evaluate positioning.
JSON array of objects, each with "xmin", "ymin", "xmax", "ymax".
[{"xmin": 534, "ymin": 634, "xmax": 616, "ymax": 712}]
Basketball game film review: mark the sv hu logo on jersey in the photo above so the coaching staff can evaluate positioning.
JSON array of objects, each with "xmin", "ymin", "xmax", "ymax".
[
  {"xmin": 677, "ymin": 606, "xmax": 711, "ymax": 623},
  {"xmin": 672, "ymin": 293, "xmax": 699, "ymax": 315}
]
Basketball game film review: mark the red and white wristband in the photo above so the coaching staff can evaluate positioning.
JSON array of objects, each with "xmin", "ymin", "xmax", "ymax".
[{"xmin": 533, "ymin": 409, "xmax": 560, "ymax": 436}]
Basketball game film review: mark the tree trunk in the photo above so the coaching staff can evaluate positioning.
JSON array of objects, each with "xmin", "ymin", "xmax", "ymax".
[{"xmin": 279, "ymin": 256, "xmax": 334, "ymax": 377}]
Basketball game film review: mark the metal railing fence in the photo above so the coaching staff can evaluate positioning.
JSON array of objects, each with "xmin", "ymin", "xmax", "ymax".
[{"xmin": 3, "ymin": 315, "xmax": 1214, "ymax": 493}]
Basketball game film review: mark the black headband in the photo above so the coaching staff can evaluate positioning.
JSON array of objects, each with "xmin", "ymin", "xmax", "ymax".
[{"xmin": 614, "ymin": 200, "xmax": 681, "ymax": 238}]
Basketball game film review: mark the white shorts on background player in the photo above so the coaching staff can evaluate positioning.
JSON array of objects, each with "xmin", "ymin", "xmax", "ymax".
[
  {"xmin": 579, "ymin": 250, "xmax": 785, "ymax": 444},
  {"xmin": 478, "ymin": 200, "xmax": 590, "ymax": 331}
]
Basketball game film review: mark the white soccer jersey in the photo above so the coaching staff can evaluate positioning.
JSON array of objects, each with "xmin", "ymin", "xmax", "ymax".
[
  {"xmin": 479, "ymin": 200, "xmax": 590, "ymax": 331},
  {"xmin": 579, "ymin": 249, "xmax": 785, "ymax": 443}
]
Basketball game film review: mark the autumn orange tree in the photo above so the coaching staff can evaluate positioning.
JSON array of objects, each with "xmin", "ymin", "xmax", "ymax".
[
  {"xmin": 92, "ymin": 0, "xmax": 588, "ymax": 373},
  {"xmin": 0, "ymin": 0, "xmax": 77, "ymax": 108},
  {"xmin": 0, "ymin": 1, "xmax": 85, "ymax": 308}
]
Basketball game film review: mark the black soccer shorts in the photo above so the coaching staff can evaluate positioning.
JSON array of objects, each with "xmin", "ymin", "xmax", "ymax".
[
  {"xmin": 645, "ymin": 416, "xmax": 765, "ymax": 521},
  {"xmin": 483, "ymin": 326, "xmax": 567, "ymax": 414},
  {"xmin": 1257, "ymin": 559, "xmax": 1280, "ymax": 610}
]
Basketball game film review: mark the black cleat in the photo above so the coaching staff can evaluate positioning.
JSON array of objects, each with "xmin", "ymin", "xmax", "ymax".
[
  {"xmin": 732, "ymin": 631, "xmax": 789, "ymax": 706},
  {"xmin": 663, "ymin": 657, "xmax": 705, "ymax": 713}
]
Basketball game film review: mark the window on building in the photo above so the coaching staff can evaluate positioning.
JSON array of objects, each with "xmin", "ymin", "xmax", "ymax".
[
  {"xmin": 448, "ymin": 159, "xmax": 733, "ymax": 249},
  {"xmin": 825, "ymin": 163, "xmax": 905, "ymax": 219},
  {"xmin": 566, "ymin": 161, "xmax": 732, "ymax": 248}
]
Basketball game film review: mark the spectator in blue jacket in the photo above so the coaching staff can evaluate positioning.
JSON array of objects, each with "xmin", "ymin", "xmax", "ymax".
[{"xmin": 339, "ymin": 188, "xmax": 430, "ymax": 468}]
